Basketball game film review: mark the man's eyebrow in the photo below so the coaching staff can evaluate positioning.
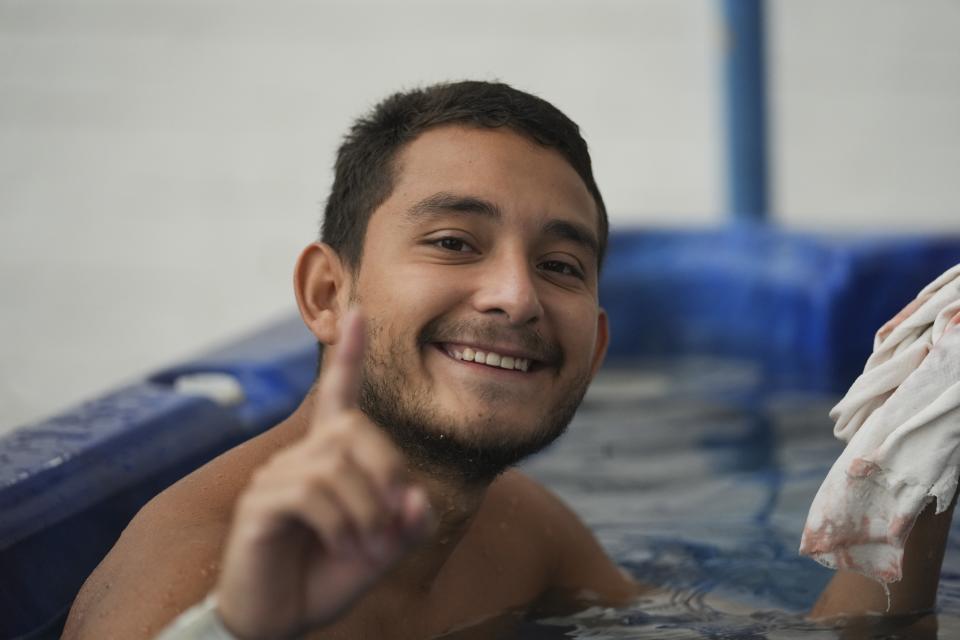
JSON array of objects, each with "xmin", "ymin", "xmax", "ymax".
[
  {"xmin": 543, "ymin": 219, "xmax": 600, "ymax": 262},
  {"xmin": 405, "ymin": 192, "xmax": 502, "ymax": 221},
  {"xmin": 405, "ymin": 191, "xmax": 599, "ymax": 261}
]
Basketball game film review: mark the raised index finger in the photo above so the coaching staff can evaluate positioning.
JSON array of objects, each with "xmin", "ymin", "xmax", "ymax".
[{"xmin": 317, "ymin": 308, "xmax": 366, "ymax": 416}]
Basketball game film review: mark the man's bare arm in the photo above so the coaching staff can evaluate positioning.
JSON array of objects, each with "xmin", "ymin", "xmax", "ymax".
[{"xmin": 811, "ymin": 498, "xmax": 956, "ymax": 619}]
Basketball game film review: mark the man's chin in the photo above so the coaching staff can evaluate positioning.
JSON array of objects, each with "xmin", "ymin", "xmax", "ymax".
[
  {"xmin": 389, "ymin": 421, "xmax": 567, "ymax": 486},
  {"xmin": 427, "ymin": 400, "xmax": 544, "ymax": 438},
  {"xmin": 359, "ymin": 388, "xmax": 566, "ymax": 485}
]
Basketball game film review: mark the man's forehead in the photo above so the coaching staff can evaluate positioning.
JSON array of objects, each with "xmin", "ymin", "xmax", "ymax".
[{"xmin": 386, "ymin": 125, "xmax": 600, "ymax": 234}]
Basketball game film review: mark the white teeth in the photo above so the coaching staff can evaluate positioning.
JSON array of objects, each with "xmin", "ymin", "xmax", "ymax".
[{"xmin": 444, "ymin": 345, "xmax": 533, "ymax": 372}]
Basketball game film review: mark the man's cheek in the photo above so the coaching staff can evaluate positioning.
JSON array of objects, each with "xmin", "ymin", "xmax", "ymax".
[{"xmin": 564, "ymin": 320, "xmax": 595, "ymax": 357}]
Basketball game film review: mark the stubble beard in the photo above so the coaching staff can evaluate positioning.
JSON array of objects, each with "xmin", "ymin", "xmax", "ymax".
[{"xmin": 357, "ymin": 318, "xmax": 593, "ymax": 486}]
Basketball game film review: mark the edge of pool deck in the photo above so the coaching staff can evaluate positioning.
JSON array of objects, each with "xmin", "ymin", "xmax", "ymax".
[{"xmin": 3, "ymin": 226, "xmax": 959, "ymax": 638}]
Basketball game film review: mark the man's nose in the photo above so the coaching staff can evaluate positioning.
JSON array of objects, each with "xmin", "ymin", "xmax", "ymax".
[{"xmin": 471, "ymin": 250, "xmax": 544, "ymax": 326}]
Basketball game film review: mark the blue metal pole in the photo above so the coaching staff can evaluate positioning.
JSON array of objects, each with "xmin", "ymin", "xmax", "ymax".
[{"xmin": 722, "ymin": 0, "xmax": 769, "ymax": 222}]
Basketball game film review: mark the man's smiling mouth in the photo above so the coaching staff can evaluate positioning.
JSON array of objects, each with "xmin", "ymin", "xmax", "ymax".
[{"xmin": 438, "ymin": 343, "xmax": 533, "ymax": 372}]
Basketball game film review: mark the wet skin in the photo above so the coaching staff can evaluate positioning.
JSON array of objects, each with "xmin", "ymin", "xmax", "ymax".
[{"xmin": 62, "ymin": 126, "xmax": 638, "ymax": 640}]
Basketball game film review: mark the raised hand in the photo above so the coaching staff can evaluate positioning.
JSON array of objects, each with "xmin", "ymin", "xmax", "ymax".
[{"xmin": 215, "ymin": 309, "xmax": 431, "ymax": 639}]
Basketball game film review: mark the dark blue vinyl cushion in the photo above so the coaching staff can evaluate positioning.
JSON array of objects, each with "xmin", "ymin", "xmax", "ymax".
[{"xmin": 601, "ymin": 226, "xmax": 960, "ymax": 391}]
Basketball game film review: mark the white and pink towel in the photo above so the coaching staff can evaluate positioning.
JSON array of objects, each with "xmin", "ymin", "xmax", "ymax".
[{"xmin": 800, "ymin": 264, "xmax": 960, "ymax": 583}]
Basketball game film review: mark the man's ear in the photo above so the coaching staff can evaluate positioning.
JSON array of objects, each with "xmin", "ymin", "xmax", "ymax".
[
  {"xmin": 294, "ymin": 242, "xmax": 351, "ymax": 345},
  {"xmin": 590, "ymin": 308, "xmax": 610, "ymax": 378}
]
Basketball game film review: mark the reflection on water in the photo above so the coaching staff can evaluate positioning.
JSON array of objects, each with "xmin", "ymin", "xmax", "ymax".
[{"xmin": 517, "ymin": 359, "xmax": 960, "ymax": 639}]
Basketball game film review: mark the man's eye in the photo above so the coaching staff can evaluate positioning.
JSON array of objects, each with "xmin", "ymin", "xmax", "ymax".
[
  {"xmin": 435, "ymin": 237, "xmax": 473, "ymax": 252},
  {"xmin": 539, "ymin": 260, "xmax": 584, "ymax": 279}
]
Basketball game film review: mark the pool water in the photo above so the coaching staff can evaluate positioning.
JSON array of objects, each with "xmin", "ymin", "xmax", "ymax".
[{"xmin": 516, "ymin": 359, "xmax": 960, "ymax": 639}]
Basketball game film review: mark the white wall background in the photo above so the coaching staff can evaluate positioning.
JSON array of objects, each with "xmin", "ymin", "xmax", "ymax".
[{"xmin": 1, "ymin": 0, "xmax": 958, "ymax": 433}]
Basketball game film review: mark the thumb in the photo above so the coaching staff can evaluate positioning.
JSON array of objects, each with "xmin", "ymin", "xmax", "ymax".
[{"xmin": 317, "ymin": 308, "xmax": 366, "ymax": 417}]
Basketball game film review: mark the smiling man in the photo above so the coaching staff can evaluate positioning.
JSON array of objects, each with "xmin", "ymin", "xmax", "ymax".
[
  {"xmin": 63, "ymin": 81, "xmax": 954, "ymax": 639},
  {"xmin": 64, "ymin": 81, "xmax": 632, "ymax": 640}
]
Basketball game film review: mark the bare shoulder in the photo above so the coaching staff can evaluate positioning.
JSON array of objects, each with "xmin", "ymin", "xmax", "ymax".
[
  {"xmin": 480, "ymin": 469, "xmax": 589, "ymax": 541},
  {"xmin": 477, "ymin": 470, "xmax": 641, "ymax": 608},
  {"xmin": 63, "ymin": 424, "xmax": 296, "ymax": 640}
]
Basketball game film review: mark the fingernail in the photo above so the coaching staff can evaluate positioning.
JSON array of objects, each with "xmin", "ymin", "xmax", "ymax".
[
  {"xmin": 406, "ymin": 486, "xmax": 430, "ymax": 514},
  {"xmin": 403, "ymin": 487, "xmax": 433, "ymax": 537}
]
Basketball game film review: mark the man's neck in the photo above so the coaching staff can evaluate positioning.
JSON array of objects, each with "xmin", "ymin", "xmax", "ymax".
[{"xmin": 381, "ymin": 470, "xmax": 489, "ymax": 594}]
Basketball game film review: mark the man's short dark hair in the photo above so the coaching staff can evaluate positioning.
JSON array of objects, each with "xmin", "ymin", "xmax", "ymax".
[{"xmin": 320, "ymin": 80, "xmax": 608, "ymax": 269}]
